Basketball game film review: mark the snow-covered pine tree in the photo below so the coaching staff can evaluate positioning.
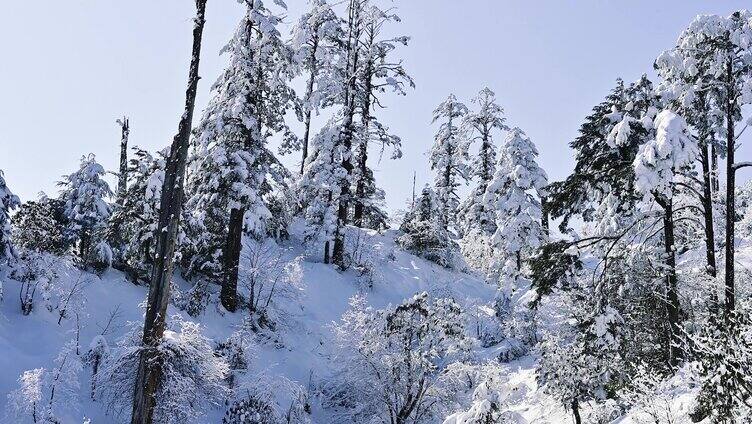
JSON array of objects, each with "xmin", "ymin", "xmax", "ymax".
[
  {"xmin": 484, "ymin": 127, "xmax": 547, "ymax": 293},
  {"xmin": 661, "ymin": 11, "xmax": 752, "ymax": 314},
  {"xmin": 57, "ymin": 154, "xmax": 113, "ymax": 266},
  {"xmin": 108, "ymin": 147, "xmax": 167, "ymax": 281},
  {"xmin": 116, "ymin": 116, "xmax": 130, "ymax": 203},
  {"xmin": 397, "ymin": 185, "xmax": 456, "ymax": 267},
  {"xmin": 430, "ymin": 94, "xmax": 469, "ymax": 232},
  {"xmin": 0, "ymin": 170, "xmax": 20, "ymax": 262},
  {"xmin": 300, "ymin": 117, "xmax": 345, "ymax": 264},
  {"xmin": 185, "ymin": 0, "xmax": 297, "ymax": 311},
  {"xmin": 330, "ymin": 0, "xmax": 370, "ymax": 268},
  {"xmin": 289, "ymin": 0, "xmax": 344, "ymax": 174},
  {"xmin": 456, "ymin": 88, "xmax": 508, "ymax": 274},
  {"xmin": 656, "ymin": 35, "xmax": 724, "ymax": 296},
  {"xmin": 131, "ymin": 1, "xmax": 207, "ymax": 420},
  {"xmin": 12, "ymin": 195, "xmax": 67, "ymax": 256},
  {"xmin": 458, "ymin": 87, "xmax": 508, "ymax": 238},
  {"xmin": 351, "ymin": 5, "xmax": 413, "ymax": 230}
]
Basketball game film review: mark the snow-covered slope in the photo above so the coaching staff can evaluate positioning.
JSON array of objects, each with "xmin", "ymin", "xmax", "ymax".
[{"xmin": 0, "ymin": 226, "xmax": 500, "ymax": 423}]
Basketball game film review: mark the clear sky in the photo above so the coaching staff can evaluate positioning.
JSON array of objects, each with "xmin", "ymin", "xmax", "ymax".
[{"xmin": 2, "ymin": 1, "xmax": 752, "ymax": 213}]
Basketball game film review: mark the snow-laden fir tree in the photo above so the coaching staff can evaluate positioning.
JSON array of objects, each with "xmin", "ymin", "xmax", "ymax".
[
  {"xmin": 11, "ymin": 196, "xmax": 67, "ymax": 256},
  {"xmin": 430, "ymin": 94, "xmax": 469, "ymax": 232},
  {"xmin": 184, "ymin": 0, "xmax": 297, "ymax": 311},
  {"xmin": 456, "ymin": 88, "xmax": 508, "ymax": 274},
  {"xmin": 397, "ymin": 185, "xmax": 456, "ymax": 267},
  {"xmin": 350, "ymin": 5, "xmax": 413, "ymax": 230},
  {"xmin": 327, "ymin": 293, "xmax": 472, "ymax": 423},
  {"xmin": 300, "ymin": 117, "xmax": 345, "ymax": 263},
  {"xmin": 289, "ymin": 0, "xmax": 344, "ymax": 174},
  {"xmin": 457, "ymin": 87, "xmax": 508, "ymax": 237},
  {"xmin": 659, "ymin": 11, "xmax": 752, "ymax": 314},
  {"xmin": 484, "ymin": 127, "xmax": 547, "ymax": 293},
  {"xmin": 57, "ymin": 154, "xmax": 112, "ymax": 266},
  {"xmin": 108, "ymin": 147, "xmax": 167, "ymax": 281},
  {"xmin": 0, "ymin": 170, "xmax": 20, "ymax": 262}
]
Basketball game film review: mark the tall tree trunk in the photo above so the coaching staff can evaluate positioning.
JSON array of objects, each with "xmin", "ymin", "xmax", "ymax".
[
  {"xmin": 220, "ymin": 208, "xmax": 243, "ymax": 312},
  {"xmin": 300, "ymin": 37, "xmax": 319, "ymax": 175},
  {"xmin": 724, "ymin": 59, "xmax": 736, "ymax": 315},
  {"xmin": 130, "ymin": 2, "xmax": 206, "ymax": 423},
  {"xmin": 332, "ymin": 0, "xmax": 361, "ymax": 268},
  {"xmin": 659, "ymin": 196, "xmax": 681, "ymax": 368},
  {"xmin": 353, "ymin": 58, "xmax": 373, "ymax": 228},
  {"xmin": 700, "ymin": 141, "xmax": 718, "ymax": 292},
  {"xmin": 117, "ymin": 117, "xmax": 130, "ymax": 203},
  {"xmin": 541, "ymin": 196, "xmax": 550, "ymax": 237},
  {"xmin": 571, "ymin": 399, "xmax": 582, "ymax": 424}
]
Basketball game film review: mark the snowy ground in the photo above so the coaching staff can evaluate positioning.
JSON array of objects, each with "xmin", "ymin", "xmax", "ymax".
[{"xmin": 1, "ymin": 227, "xmax": 735, "ymax": 423}]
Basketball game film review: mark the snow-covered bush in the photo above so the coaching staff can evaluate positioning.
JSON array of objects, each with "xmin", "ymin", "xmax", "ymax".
[
  {"xmin": 398, "ymin": 185, "xmax": 459, "ymax": 268},
  {"xmin": 10, "ymin": 252, "xmax": 59, "ymax": 315},
  {"xmin": 690, "ymin": 306, "xmax": 752, "ymax": 422},
  {"xmin": 223, "ymin": 392, "xmax": 278, "ymax": 424},
  {"xmin": 537, "ymin": 302, "xmax": 624, "ymax": 424},
  {"xmin": 84, "ymin": 335, "xmax": 109, "ymax": 400},
  {"xmin": 0, "ymin": 169, "xmax": 21, "ymax": 262},
  {"xmin": 58, "ymin": 154, "xmax": 113, "ymax": 265},
  {"xmin": 12, "ymin": 197, "xmax": 67, "ymax": 256},
  {"xmin": 97, "ymin": 317, "xmax": 230, "ymax": 423},
  {"xmin": 326, "ymin": 292, "xmax": 473, "ymax": 423},
  {"xmin": 7, "ymin": 340, "xmax": 83, "ymax": 423}
]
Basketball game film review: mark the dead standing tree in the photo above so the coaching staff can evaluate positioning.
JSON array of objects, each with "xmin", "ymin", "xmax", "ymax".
[{"xmin": 130, "ymin": 1, "xmax": 207, "ymax": 423}]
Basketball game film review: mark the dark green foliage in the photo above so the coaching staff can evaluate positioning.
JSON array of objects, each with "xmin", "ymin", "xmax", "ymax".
[{"xmin": 528, "ymin": 241, "xmax": 583, "ymax": 307}]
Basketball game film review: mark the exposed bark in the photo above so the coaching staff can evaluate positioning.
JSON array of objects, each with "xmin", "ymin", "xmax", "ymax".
[
  {"xmin": 117, "ymin": 117, "xmax": 130, "ymax": 203},
  {"xmin": 352, "ymin": 49, "xmax": 374, "ymax": 227},
  {"xmin": 332, "ymin": 0, "xmax": 363, "ymax": 268},
  {"xmin": 541, "ymin": 196, "xmax": 550, "ymax": 237},
  {"xmin": 221, "ymin": 18, "xmax": 261, "ymax": 313},
  {"xmin": 130, "ymin": 2, "xmax": 207, "ymax": 423},
  {"xmin": 657, "ymin": 195, "xmax": 681, "ymax": 368},
  {"xmin": 300, "ymin": 36, "xmax": 319, "ymax": 175},
  {"xmin": 571, "ymin": 399, "xmax": 582, "ymax": 424},
  {"xmin": 724, "ymin": 58, "xmax": 736, "ymax": 315},
  {"xmin": 220, "ymin": 208, "xmax": 243, "ymax": 312}
]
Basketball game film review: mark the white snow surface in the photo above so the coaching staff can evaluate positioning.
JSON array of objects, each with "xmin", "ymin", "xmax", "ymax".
[{"xmin": 0, "ymin": 223, "xmax": 726, "ymax": 423}]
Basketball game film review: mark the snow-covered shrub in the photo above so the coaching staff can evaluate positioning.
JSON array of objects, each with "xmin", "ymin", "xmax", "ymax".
[
  {"xmin": 7, "ymin": 340, "xmax": 83, "ymax": 423},
  {"xmin": 443, "ymin": 366, "xmax": 506, "ymax": 424},
  {"xmin": 397, "ymin": 185, "xmax": 459, "ymax": 268},
  {"xmin": 690, "ymin": 306, "xmax": 752, "ymax": 422},
  {"xmin": 464, "ymin": 299, "xmax": 503, "ymax": 348},
  {"xmin": 97, "ymin": 317, "xmax": 230, "ymax": 423},
  {"xmin": 83, "ymin": 335, "xmax": 109, "ymax": 400},
  {"xmin": 0, "ymin": 169, "xmax": 20, "ymax": 262},
  {"xmin": 326, "ymin": 292, "xmax": 473, "ymax": 423},
  {"xmin": 537, "ymin": 303, "xmax": 624, "ymax": 424},
  {"xmin": 223, "ymin": 391, "xmax": 279, "ymax": 424},
  {"xmin": 215, "ymin": 333, "xmax": 252, "ymax": 389},
  {"xmin": 88, "ymin": 240, "xmax": 112, "ymax": 273},
  {"xmin": 12, "ymin": 197, "xmax": 67, "ymax": 256},
  {"xmin": 7, "ymin": 368, "xmax": 45, "ymax": 423},
  {"xmin": 58, "ymin": 154, "xmax": 113, "ymax": 265},
  {"xmin": 10, "ymin": 252, "xmax": 59, "ymax": 315},
  {"xmin": 172, "ymin": 280, "xmax": 211, "ymax": 317}
]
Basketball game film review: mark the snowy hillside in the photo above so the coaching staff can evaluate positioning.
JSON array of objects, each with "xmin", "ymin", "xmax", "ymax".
[{"xmin": 0, "ymin": 226, "xmax": 510, "ymax": 423}]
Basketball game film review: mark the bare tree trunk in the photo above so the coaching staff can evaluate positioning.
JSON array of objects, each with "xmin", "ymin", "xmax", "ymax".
[
  {"xmin": 571, "ymin": 399, "xmax": 581, "ymax": 424},
  {"xmin": 130, "ymin": 2, "xmax": 207, "ymax": 423},
  {"xmin": 353, "ymin": 58, "xmax": 373, "ymax": 227},
  {"xmin": 658, "ymin": 196, "xmax": 682, "ymax": 368},
  {"xmin": 300, "ymin": 36, "xmax": 319, "ymax": 175},
  {"xmin": 117, "ymin": 117, "xmax": 130, "ymax": 203},
  {"xmin": 541, "ymin": 196, "xmax": 550, "ymax": 237},
  {"xmin": 700, "ymin": 141, "xmax": 718, "ymax": 290},
  {"xmin": 724, "ymin": 59, "xmax": 736, "ymax": 315},
  {"xmin": 332, "ymin": 0, "xmax": 362, "ymax": 268},
  {"xmin": 220, "ymin": 208, "xmax": 243, "ymax": 312}
]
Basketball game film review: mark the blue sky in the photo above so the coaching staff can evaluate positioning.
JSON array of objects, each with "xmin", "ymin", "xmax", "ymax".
[{"xmin": 2, "ymin": 1, "xmax": 752, "ymax": 212}]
